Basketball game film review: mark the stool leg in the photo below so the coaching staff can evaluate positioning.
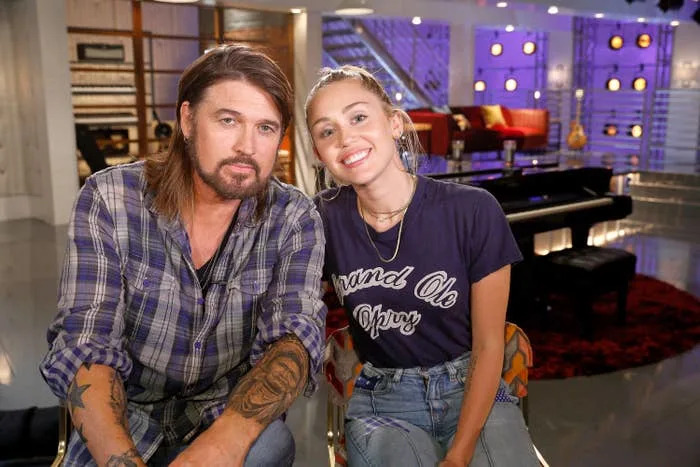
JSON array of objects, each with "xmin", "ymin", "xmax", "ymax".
[{"xmin": 617, "ymin": 282, "xmax": 628, "ymax": 325}]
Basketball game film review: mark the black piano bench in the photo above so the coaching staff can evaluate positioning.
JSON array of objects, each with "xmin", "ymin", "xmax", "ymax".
[{"xmin": 537, "ymin": 246, "xmax": 637, "ymax": 339}]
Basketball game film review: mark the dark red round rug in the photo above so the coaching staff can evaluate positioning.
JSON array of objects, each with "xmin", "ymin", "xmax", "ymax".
[{"xmin": 524, "ymin": 274, "xmax": 700, "ymax": 380}]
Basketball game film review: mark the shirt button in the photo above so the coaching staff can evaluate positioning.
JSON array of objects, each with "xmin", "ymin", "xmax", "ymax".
[
  {"xmin": 197, "ymin": 297, "xmax": 204, "ymax": 305},
  {"xmin": 194, "ymin": 341, "xmax": 201, "ymax": 350}
]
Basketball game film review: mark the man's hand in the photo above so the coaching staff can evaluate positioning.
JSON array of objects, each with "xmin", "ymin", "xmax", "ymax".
[
  {"xmin": 170, "ymin": 335, "xmax": 309, "ymax": 466},
  {"xmin": 169, "ymin": 413, "xmax": 251, "ymax": 467}
]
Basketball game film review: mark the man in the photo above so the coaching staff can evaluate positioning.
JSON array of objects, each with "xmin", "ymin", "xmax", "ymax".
[{"xmin": 40, "ymin": 45, "xmax": 326, "ymax": 466}]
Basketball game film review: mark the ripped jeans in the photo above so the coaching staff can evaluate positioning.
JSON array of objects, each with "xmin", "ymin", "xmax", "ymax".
[{"xmin": 345, "ymin": 352, "xmax": 539, "ymax": 466}]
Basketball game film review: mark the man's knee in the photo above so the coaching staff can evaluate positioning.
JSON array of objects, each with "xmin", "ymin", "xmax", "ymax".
[{"xmin": 244, "ymin": 419, "xmax": 295, "ymax": 467}]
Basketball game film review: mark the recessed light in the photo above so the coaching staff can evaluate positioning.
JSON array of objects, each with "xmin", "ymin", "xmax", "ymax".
[
  {"xmin": 505, "ymin": 78, "xmax": 518, "ymax": 91},
  {"xmin": 290, "ymin": 8, "xmax": 303, "ymax": 14},
  {"xmin": 522, "ymin": 41, "xmax": 536, "ymax": 55},
  {"xmin": 670, "ymin": 20, "xmax": 680, "ymax": 26},
  {"xmin": 595, "ymin": 13, "xmax": 605, "ymax": 19},
  {"xmin": 491, "ymin": 43, "xmax": 504, "ymax": 56},
  {"xmin": 412, "ymin": 16, "xmax": 422, "ymax": 25},
  {"xmin": 637, "ymin": 17, "xmax": 646, "ymax": 23},
  {"xmin": 547, "ymin": 6, "xmax": 559, "ymax": 14},
  {"xmin": 474, "ymin": 80, "xmax": 487, "ymax": 92},
  {"xmin": 534, "ymin": 90, "xmax": 541, "ymax": 99},
  {"xmin": 395, "ymin": 92, "xmax": 403, "ymax": 102},
  {"xmin": 505, "ymin": 24, "xmax": 515, "ymax": 32},
  {"xmin": 497, "ymin": 1, "xmax": 508, "ymax": 7}
]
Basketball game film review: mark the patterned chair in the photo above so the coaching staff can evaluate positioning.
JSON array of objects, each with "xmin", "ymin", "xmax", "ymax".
[{"xmin": 323, "ymin": 313, "xmax": 547, "ymax": 466}]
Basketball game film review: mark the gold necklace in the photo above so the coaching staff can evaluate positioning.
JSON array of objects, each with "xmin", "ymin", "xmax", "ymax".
[{"xmin": 358, "ymin": 175, "xmax": 417, "ymax": 263}]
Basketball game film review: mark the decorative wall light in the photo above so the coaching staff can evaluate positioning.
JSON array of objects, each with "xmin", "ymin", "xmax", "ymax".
[
  {"xmin": 474, "ymin": 80, "xmax": 486, "ymax": 92},
  {"xmin": 522, "ymin": 41, "xmax": 536, "ymax": 55},
  {"xmin": 604, "ymin": 124, "xmax": 619, "ymax": 136},
  {"xmin": 505, "ymin": 78, "xmax": 518, "ymax": 91},
  {"xmin": 629, "ymin": 124, "xmax": 643, "ymax": 138},
  {"xmin": 632, "ymin": 77, "xmax": 647, "ymax": 91},
  {"xmin": 505, "ymin": 24, "xmax": 515, "ymax": 32},
  {"xmin": 490, "ymin": 43, "xmax": 503, "ymax": 56},
  {"xmin": 609, "ymin": 35, "xmax": 624, "ymax": 50},
  {"xmin": 606, "ymin": 77, "xmax": 621, "ymax": 91},
  {"xmin": 534, "ymin": 90, "xmax": 541, "ymax": 99},
  {"xmin": 636, "ymin": 33, "xmax": 652, "ymax": 48}
]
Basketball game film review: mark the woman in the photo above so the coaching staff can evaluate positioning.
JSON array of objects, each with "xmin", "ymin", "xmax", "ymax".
[{"xmin": 306, "ymin": 65, "xmax": 539, "ymax": 467}]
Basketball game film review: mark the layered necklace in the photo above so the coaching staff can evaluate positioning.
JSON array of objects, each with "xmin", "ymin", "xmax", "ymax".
[{"xmin": 358, "ymin": 174, "xmax": 417, "ymax": 263}]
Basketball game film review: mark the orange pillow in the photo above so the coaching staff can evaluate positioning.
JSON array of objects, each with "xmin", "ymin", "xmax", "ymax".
[{"xmin": 481, "ymin": 105, "xmax": 507, "ymax": 128}]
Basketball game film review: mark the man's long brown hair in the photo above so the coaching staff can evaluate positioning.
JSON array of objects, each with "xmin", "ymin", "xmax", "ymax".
[{"xmin": 145, "ymin": 44, "xmax": 293, "ymax": 220}]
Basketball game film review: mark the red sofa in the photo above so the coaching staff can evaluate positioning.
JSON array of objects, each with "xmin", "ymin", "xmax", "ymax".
[{"xmin": 407, "ymin": 105, "xmax": 549, "ymax": 156}]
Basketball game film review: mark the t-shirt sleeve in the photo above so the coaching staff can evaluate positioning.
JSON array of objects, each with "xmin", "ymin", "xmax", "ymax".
[{"xmin": 468, "ymin": 189, "xmax": 523, "ymax": 284}]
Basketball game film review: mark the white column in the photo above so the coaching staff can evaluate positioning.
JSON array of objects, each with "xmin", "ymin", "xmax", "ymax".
[
  {"xmin": 448, "ymin": 22, "xmax": 475, "ymax": 106},
  {"xmin": 293, "ymin": 10, "xmax": 323, "ymax": 195},
  {"xmin": 33, "ymin": 0, "xmax": 78, "ymax": 225}
]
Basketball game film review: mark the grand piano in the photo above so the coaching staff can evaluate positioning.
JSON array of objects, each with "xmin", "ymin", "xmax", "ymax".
[
  {"xmin": 425, "ymin": 161, "xmax": 633, "ymax": 319},
  {"xmin": 472, "ymin": 166, "xmax": 632, "ymax": 257}
]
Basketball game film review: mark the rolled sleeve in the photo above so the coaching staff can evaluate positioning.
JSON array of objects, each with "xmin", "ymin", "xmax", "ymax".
[
  {"xmin": 40, "ymin": 177, "xmax": 132, "ymax": 399},
  {"xmin": 251, "ymin": 201, "xmax": 327, "ymax": 396}
]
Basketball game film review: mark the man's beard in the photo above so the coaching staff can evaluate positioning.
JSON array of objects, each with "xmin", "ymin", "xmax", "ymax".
[{"xmin": 186, "ymin": 137, "xmax": 271, "ymax": 200}]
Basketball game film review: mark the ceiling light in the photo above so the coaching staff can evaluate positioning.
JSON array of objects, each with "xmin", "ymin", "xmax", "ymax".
[
  {"xmin": 547, "ymin": 6, "xmax": 559, "ymax": 14},
  {"xmin": 505, "ymin": 24, "xmax": 515, "ymax": 32},
  {"xmin": 595, "ymin": 13, "xmax": 605, "ymax": 18},
  {"xmin": 534, "ymin": 90, "xmax": 541, "ymax": 99},
  {"xmin": 491, "ymin": 43, "xmax": 504, "ymax": 56},
  {"xmin": 523, "ymin": 41, "xmax": 536, "ymax": 55},
  {"xmin": 395, "ymin": 92, "xmax": 403, "ymax": 102},
  {"xmin": 505, "ymin": 78, "xmax": 518, "ymax": 91},
  {"xmin": 412, "ymin": 16, "xmax": 422, "ymax": 25},
  {"xmin": 497, "ymin": 1, "xmax": 508, "ymax": 7},
  {"xmin": 670, "ymin": 20, "xmax": 680, "ymax": 26},
  {"xmin": 290, "ymin": 8, "xmax": 303, "ymax": 14},
  {"xmin": 335, "ymin": 0, "xmax": 374, "ymax": 15},
  {"xmin": 629, "ymin": 124, "xmax": 643, "ymax": 138},
  {"xmin": 606, "ymin": 77, "xmax": 621, "ymax": 91},
  {"xmin": 637, "ymin": 17, "xmax": 646, "ymax": 22},
  {"xmin": 474, "ymin": 80, "xmax": 487, "ymax": 92}
]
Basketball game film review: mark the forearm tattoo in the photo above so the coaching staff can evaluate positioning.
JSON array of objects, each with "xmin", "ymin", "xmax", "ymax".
[
  {"xmin": 228, "ymin": 335, "xmax": 309, "ymax": 425},
  {"xmin": 108, "ymin": 370, "xmax": 129, "ymax": 429},
  {"xmin": 105, "ymin": 448, "xmax": 140, "ymax": 467}
]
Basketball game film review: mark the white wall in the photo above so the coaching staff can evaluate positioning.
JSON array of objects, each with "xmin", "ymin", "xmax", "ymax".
[{"xmin": 0, "ymin": 0, "xmax": 77, "ymax": 225}]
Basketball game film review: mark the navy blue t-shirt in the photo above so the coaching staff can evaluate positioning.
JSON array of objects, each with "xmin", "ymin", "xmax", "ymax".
[{"xmin": 315, "ymin": 176, "xmax": 522, "ymax": 368}]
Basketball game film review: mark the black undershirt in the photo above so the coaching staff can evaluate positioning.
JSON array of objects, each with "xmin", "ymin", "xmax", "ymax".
[{"xmin": 195, "ymin": 212, "xmax": 237, "ymax": 294}]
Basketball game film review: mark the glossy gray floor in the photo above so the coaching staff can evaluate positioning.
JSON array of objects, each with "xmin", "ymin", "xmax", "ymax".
[{"xmin": 1, "ymin": 219, "xmax": 698, "ymax": 466}]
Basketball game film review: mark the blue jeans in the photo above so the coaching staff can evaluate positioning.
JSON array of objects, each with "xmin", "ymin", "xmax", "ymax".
[
  {"xmin": 147, "ymin": 419, "xmax": 294, "ymax": 466},
  {"xmin": 345, "ymin": 353, "xmax": 539, "ymax": 466}
]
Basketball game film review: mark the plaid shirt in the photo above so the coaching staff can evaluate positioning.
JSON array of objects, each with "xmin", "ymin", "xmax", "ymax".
[{"xmin": 40, "ymin": 162, "xmax": 326, "ymax": 465}]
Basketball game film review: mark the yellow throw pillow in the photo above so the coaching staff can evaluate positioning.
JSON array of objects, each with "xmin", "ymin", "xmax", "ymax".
[
  {"xmin": 452, "ymin": 114, "xmax": 471, "ymax": 131},
  {"xmin": 481, "ymin": 105, "xmax": 507, "ymax": 128}
]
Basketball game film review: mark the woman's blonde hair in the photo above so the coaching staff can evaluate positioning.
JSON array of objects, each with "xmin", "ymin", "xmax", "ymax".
[{"xmin": 304, "ymin": 65, "xmax": 424, "ymax": 191}]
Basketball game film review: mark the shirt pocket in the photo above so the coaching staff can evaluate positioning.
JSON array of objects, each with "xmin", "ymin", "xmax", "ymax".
[
  {"xmin": 222, "ymin": 269, "xmax": 272, "ymax": 344},
  {"xmin": 123, "ymin": 262, "xmax": 179, "ymax": 343}
]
